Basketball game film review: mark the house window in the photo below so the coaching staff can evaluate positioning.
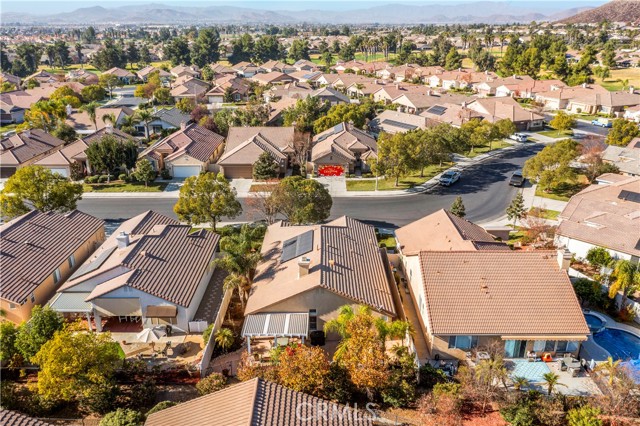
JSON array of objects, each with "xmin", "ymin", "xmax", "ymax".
[
  {"xmin": 68, "ymin": 254, "xmax": 76, "ymax": 268},
  {"xmin": 309, "ymin": 309, "xmax": 317, "ymax": 331},
  {"xmin": 533, "ymin": 340, "xmax": 546, "ymax": 352},
  {"xmin": 448, "ymin": 335, "xmax": 478, "ymax": 350},
  {"xmin": 53, "ymin": 268, "xmax": 61, "ymax": 284},
  {"xmin": 567, "ymin": 341, "xmax": 579, "ymax": 352},
  {"xmin": 544, "ymin": 341, "xmax": 556, "ymax": 352},
  {"xmin": 556, "ymin": 341, "xmax": 568, "ymax": 353}
]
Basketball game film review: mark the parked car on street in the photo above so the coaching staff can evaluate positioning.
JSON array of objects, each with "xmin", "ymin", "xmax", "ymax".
[
  {"xmin": 439, "ymin": 170, "xmax": 461, "ymax": 186},
  {"xmin": 509, "ymin": 133, "xmax": 528, "ymax": 142},
  {"xmin": 509, "ymin": 170, "xmax": 525, "ymax": 187},
  {"xmin": 591, "ymin": 118, "xmax": 612, "ymax": 128}
]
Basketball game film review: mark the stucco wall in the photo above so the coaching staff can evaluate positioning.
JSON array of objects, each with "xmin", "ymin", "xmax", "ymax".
[{"xmin": 556, "ymin": 235, "xmax": 633, "ymax": 262}]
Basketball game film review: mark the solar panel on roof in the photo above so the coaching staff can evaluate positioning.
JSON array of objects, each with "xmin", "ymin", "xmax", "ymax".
[
  {"xmin": 381, "ymin": 119, "xmax": 418, "ymax": 130},
  {"xmin": 619, "ymin": 190, "xmax": 640, "ymax": 203},
  {"xmin": 281, "ymin": 230, "xmax": 314, "ymax": 262},
  {"xmin": 69, "ymin": 246, "xmax": 117, "ymax": 280},
  {"xmin": 426, "ymin": 105, "xmax": 447, "ymax": 116}
]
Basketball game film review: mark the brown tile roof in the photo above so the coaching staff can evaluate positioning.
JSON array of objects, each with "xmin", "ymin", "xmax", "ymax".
[
  {"xmin": 103, "ymin": 67, "xmax": 135, "ymax": 78},
  {"xmin": 419, "ymin": 251, "xmax": 589, "ymax": 336},
  {"xmin": 65, "ymin": 107, "xmax": 133, "ymax": 132},
  {"xmin": 81, "ymin": 127, "xmax": 133, "ymax": 144},
  {"xmin": 311, "ymin": 122, "xmax": 377, "ymax": 162},
  {"xmin": 247, "ymin": 217, "xmax": 395, "ymax": 317},
  {"xmin": 220, "ymin": 126, "xmax": 295, "ymax": 166},
  {"xmin": 0, "ymin": 129, "xmax": 66, "ymax": 166},
  {"xmin": 467, "ymin": 96, "xmax": 544, "ymax": 123},
  {"xmin": 0, "ymin": 410, "xmax": 55, "ymax": 426},
  {"xmin": 396, "ymin": 209, "xmax": 508, "ymax": 256},
  {"xmin": 1, "ymin": 210, "xmax": 104, "ymax": 304},
  {"xmin": 151, "ymin": 123, "xmax": 224, "ymax": 163},
  {"xmin": 420, "ymin": 103, "xmax": 485, "ymax": 127},
  {"xmin": 557, "ymin": 176, "xmax": 640, "ymax": 257},
  {"xmin": 0, "ymin": 90, "xmax": 44, "ymax": 111},
  {"xmin": 144, "ymin": 378, "xmax": 373, "ymax": 426}
]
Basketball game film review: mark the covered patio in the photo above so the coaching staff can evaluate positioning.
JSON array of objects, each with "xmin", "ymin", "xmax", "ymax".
[{"xmin": 242, "ymin": 313, "xmax": 309, "ymax": 356}]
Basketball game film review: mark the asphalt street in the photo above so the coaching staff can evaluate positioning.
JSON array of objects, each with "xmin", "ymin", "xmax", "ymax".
[{"xmin": 77, "ymin": 143, "xmax": 542, "ymax": 228}]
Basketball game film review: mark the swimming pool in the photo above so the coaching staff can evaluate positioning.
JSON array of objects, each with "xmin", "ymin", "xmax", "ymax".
[
  {"xmin": 593, "ymin": 328, "xmax": 640, "ymax": 360},
  {"xmin": 584, "ymin": 313, "xmax": 605, "ymax": 332},
  {"xmin": 621, "ymin": 359, "xmax": 640, "ymax": 384}
]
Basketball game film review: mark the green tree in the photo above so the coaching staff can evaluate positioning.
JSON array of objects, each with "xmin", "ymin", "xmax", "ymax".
[
  {"xmin": 153, "ymin": 87, "xmax": 172, "ymax": 105},
  {"xmin": 567, "ymin": 405, "xmax": 602, "ymax": 426},
  {"xmin": 163, "ymin": 37, "xmax": 191, "ymax": 66},
  {"xmin": 444, "ymin": 47, "xmax": 463, "ymax": 70},
  {"xmin": 135, "ymin": 108, "xmax": 154, "ymax": 142},
  {"xmin": 85, "ymin": 135, "xmax": 126, "ymax": 181},
  {"xmin": 288, "ymin": 39, "xmax": 311, "ymax": 62},
  {"xmin": 80, "ymin": 101, "xmax": 100, "ymax": 131},
  {"xmin": 214, "ymin": 328, "xmax": 234, "ymax": 352},
  {"xmin": 252, "ymin": 35, "xmax": 285, "ymax": 64},
  {"xmin": 191, "ymin": 28, "xmax": 221, "ymax": 67},
  {"xmin": 91, "ymin": 39, "xmax": 127, "ymax": 71},
  {"xmin": 99, "ymin": 409, "xmax": 144, "ymax": 426},
  {"xmin": 283, "ymin": 96, "xmax": 328, "ymax": 133},
  {"xmin": 214, "ymin": 224, "xmax": 264, "ymax": 306},
  {"xmin": 82, "ymin": 84, "xmax": 107, "ymax": 102},
  {"xmin": 450, "ymin": 196, "xmax": 466, "ymax": 218},
  {"xmin": 594, "ymin": 356, "xmax": 622, "ymax": 387},
  {"xmin": 15, "ymin": 305, "xmax": 65, "ymax": 361},
  {"xmin": 606, "ymin": 118, "xmax": 640, "ymax": 147},
  {"xmin": 195, "ymin": 372, "xmax": 227, "ymax": 395},
  {"xmin": 98, "ymin": 73, "xmax": 123, "ymax": 99},
  {"xmin": 0, "ymin": 166, "xmax": 83, "ymax": 219},
  {"xmin": 585, "ymin": 247, "xmax": 612, "ymax": 269},
  {"xmin": 51, "ymin": 122, "xmax": 78, "ymax": 143},
  {"xmin": 321, "ymin": 51, "xmax": 333, "ymax": 68},
  {"xmin": 133, "ymin": 159, "xmax": 156, "ymax": 187},
  {"xmin": 230, "ymin": 33, "xmax": 255, "ymax": 64},
  {"xmin": 253, "ymin": 152, "xmax": 279, "ymax": 180},
  {"xmin": 125, "ymin": 42, "xmax": 139, "ymax": 69},
  {"xmin": 506, "ymin": 192, "xmax": 526, "ymax": 226},
  {"xmin": 175, "ymin": 98, "xmax": 195, "ymax": 114},
  {"xmin": 276, "ymin": 344, "xmax": 330, "ymax": 396},
  {"xmin": 523, "ymin": 139, "xmax": 579, "ymax": 191},
  {"xmin": 0, "ymin": 321, "xmax": 19, "ymax": 363},
  {"xmin": 174, "ymin": 172, "xmax": 242, "ymax": 231},
  {"xmin": 608, "ymin": 259, "xmax": 640, "ymax": 306},
  {"xmin": 542, "ymin": 372, "xmax": 564, "ymax": 395},
  {"xmin": 375, "ymin": 132, "xmax": 414, "ymax": 187},
  {"xmin": 269, "ymin": 176, "xmax": 332, "ymax": 224},
  {"xmin": 549, "ymin": 111, "xmax": 576, "ymax": 131},
  {"xmin": 139, "ymin": 45, "xmax": 151, "ymax": 67}
]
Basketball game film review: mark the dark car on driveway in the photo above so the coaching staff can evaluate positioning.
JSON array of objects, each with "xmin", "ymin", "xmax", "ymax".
[{"xmin": 509, "ymin": 170, "xmax": 525, "ymax": 187}]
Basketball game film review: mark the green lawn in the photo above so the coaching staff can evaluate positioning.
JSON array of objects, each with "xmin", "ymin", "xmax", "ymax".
[
  {"xmin": 346, "ymin": 163, "xmax": 452, "ymax": 191},
  {"xmin": 537, "ymin": 129, "xmax": 574, "ymax": 139},
  {"xmin": 0, "ymin": 123, "xmax": 18, "ymax": 134},
  {"xmin": 378, "ymin": 236, "xmax": 397, "ymax": 250},
  {"xmin": 83, "ymin": 181, "xmax": 168, "ymax": 192},
  {"xmin": 507, "ymin": 229, "xmax": 526, "ymax": 248},
  {"xmin": 535, "ymin": 176, "xmax": 588, "ymax": 202},
  {"xmin": 464, "ymin": 140, "xmax": 512, "ymax": 158},
  {"xmin": 529, "ymin": 207, "xmax": 560, "ymax": 220}
]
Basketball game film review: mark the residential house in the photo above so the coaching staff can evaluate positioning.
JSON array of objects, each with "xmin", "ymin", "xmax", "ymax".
[
  {"xmin": 206, "ymin": 75, "xmax": 250, "ymax": 104},
  {"xmin": 102, "ymin": 67, "xmax": 136, "ymax": 84},
  {"xmin": 288, "ymin": 70, "xmax": 323, "ymax": 85},
  {"xmin": 51, "ymin": 211, "xmax": 220, "ymax": 332},
  {"xmin": 345, "ymin": 80, "xmax": 387, "ymax": 98},
  {"xmin": 145, "ymin": 378, "xmax": 373, "ymax": 426},
  {"xmin": 66, "ymin": 106, "xmax": 134, "ymax": 134},
  {"xmin": 25, "ymin": 70, "xmax": 59, "ymax": 85},
  {"xmin": 0, "ymin": 129, "xmax": 67, "ymax": 177},
  {"xmin": 65, "ymin": 69, "xmax": 99, "ymax": 85},
  {"xmin": 601, "ymin": 138, "xmax": 640, "ymax": 176},
  {"xmin": 251, "ymin": 71, "xmax": 294, "ymax": 86},
  {"xmin": 396, "ymin": 210, "xmax": 588, "ymax": 361},
  {"xmin": 311, "ymin": 122, "xmax": 377, "ymax": 175},
  {"xmin": 372, "ymin": 84, "xmax": 431, "ymax": 104},
  {"xmin": 473, "ymin": 75, "xmax": 534, "ymax": 97},
  {"xmin": 533, "ymin": 84, "xmax": 640, "ymax": 114},
  {"xmin": 311, "ymin": 86, "xmax": 350, "ymax": 105},
  {"xmin": 244, "ymin": 216, "xmax": 397, "ymax": 345},
  {"xmin": 0, "ymin": 90, "xmax": 44, "ymax": 124},
  {"xmin": 208, "ymin": 63, "xmax": 236, "ymax": 77},
  {"xmin": 1, "ymin": 210, "xmax": 104, "ymax": 324},
  {"xmin": 263, "ymin": 82, "xmax": 314, "ymax": 102},
  {"xmin": 217, "ymin": 126, "xmax": 296, "ymax": 179},
  {"xmin": 136, "ymin": 66, "xmax": 171, "ymax": 83},
  {"xmin": 420, "ymin": 103, "xmax": 485, "ymax": 127},
  {"xmin": 376, "ymin": 64, "xmax": 444, "ymax": 83},
  {"xmin": 369, "ymin": 110, "xmax": 428, "ymax": 135},
  {"xmin": 232, "ymin": 62, "xmax": 261, "ymax": 78},
  {"xmin": 293, "ymin": 59, "xmax": 319, "ymax": 72},
  {"xmin": 556, "ymin": 175, "xmax": 640, "ymax": 262},
  {"xmin": 0, "ymin": 72, "xmax": 21, "ymax": 88},
  {"xmin": 624, "ymin": 104, "xmax": 640, "ymax": 122},
  {"xmin": 260, "ymin": 60, "xmax": 296, "ymax": 74},
  {"xmin": 170, "ymin": 77, "xmax": 211, "ymax": 101},
  {"xmin": 466, "ymin": 97, "xmax": 545, "ymax": 130},
  {"xmin": 35, "ymin": 127, "xmax": 133, "ymax": 177},
  {"xmin": 170, "ymin": 64, "xmax": 200, "ymax": 79},
  {"xmin": 496, "ymin": 78, "xmax": 566, "ymax": 99},
  {"xmin": 138, "ymin": 107, "xmax": 190, "ymax": 135},
  {"xmin": 142, "ymin": 123, "xmax": 224, "ymax": 178},
  {"xmin": 392, "ymin": 91, "xmax": 472, "ymax": 115},
  {"xmin": 427, "ymin": 69, "xmax": 485, "ymax": 90},
  {"xmin": 1, "ymin": 410, "xmax": 56, "ymax": 426}
]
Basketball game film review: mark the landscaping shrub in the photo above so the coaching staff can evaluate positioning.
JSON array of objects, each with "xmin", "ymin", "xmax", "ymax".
[
  {"xmin": 85, "ymin": 175, "xmax": 99, "ymax": 184},
  {"xmin": 195, "ymin": 372, "xmax": 227, "ymax": 396},
  {"xmin": 160, "ymin": 169, "xmax": 171, "ymax": 180},
  {"xmin": 146, "ymin": 401, "xmax": 177, "ymax": 416},
  {"xmin": 99, "ymin": 408, "xmax": 144, "ymax": 426},
  {"xmin": 124, "ymin": 378, "xmax": 157, "ymax": 411},
  {"xmin": 79, "ymin": 382, "xmax": 120, "ymax": 415},
  {"xmin": 98, "ymin": 175, "xmax": 109, "ymax": 183},
  {"xmin": 586, "ymin": 247, "xmax": 612, "ymax": 269},
  {"xmin": 418, "ymin": 364, "xmax": 447, "ymax": 389},
  {"xmin": 573, "ymin": 278, "xmax": 603, "ymax": 308},
  {"xmin": 202, "ymin": 323, "xmax": 214, "ymax": 344},
  {"xmin": 362, "ymin": 172, "xmax": 373, "ymax": 178},
  {"xmin": 118, "ymin": 173, "xmax": 127, "ymax": 182}
]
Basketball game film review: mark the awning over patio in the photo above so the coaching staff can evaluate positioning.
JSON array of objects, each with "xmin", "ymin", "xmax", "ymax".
[
  {"xmin": 501, "ymin": 335, "xmax": 588, "ymax": 341},
  {"xmin": 242, "ymin": 313, "xmax": 309, "ymax": 338},
  {"xmin": 49, "ymin": 292, "xmax": 92, "ymax": 313},
  {"xmin": 93, "ymin": 298, "xmax": 142, "ymax": 317},
  {"xmin": 146, "ymin": 305, "xmax": 177, "ymax": 318}
]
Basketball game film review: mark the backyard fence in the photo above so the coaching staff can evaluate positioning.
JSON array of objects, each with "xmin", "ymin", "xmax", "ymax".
[{"xmin": 198, "ymin": 288, "xmax": 233, "ymax": 377}]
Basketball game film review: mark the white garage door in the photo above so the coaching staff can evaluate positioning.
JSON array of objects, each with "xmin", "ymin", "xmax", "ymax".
[
  {"xmin": 49, "ymin": 168, "xmax": 69, "ymax": 177},
  {"xmin": 172, "ymin": 165, "xmax": 201, "ymax": 178}
]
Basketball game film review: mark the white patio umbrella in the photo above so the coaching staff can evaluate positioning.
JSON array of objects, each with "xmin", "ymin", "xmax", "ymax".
[
  {"xmin": 136, "ymin": 326, "xmax": 166, "ymax": 343},
  {"xmin": 589, "ymin": 359, "xmax": 596, "ymax": 371}
]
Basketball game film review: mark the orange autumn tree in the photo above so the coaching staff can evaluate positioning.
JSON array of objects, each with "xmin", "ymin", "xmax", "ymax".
[{"xmin": 276, "ymin": 344, "xmax": 330, "ymax": 396}]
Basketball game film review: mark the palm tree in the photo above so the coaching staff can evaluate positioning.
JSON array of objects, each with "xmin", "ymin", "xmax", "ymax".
[
  {"xmin": 214, "ymin": 328, "xmax": 235, "ymax": 353},
  {"xmin": 75, "ymin": 43, "xmax": 83, "ymax": 68},
  {"xmin": 608, "ymin": 259, "xmax": 640, "ymax": 308},
  {"xmin": 594, "ymin": 356, "xmax": 621, "ymax": 387},
  {"xmin": 119, "ymin": 114, "xmax": 136, "ymax": 134},
  {"xmin": 543, "ymin": 372, "xmax": 565, "ymax": 396},
  {"xmin": 512, "ymin": 376, "xmax": 529, "ymax": 391},
  {"xmin": 102, "ymin": 112, "xmax": 117, "ymax": 128},
  {"xmin": 80, "ymin": 101, "xmax": 100, "ymax": 131},
  {"xmin": 214, "ymin": 225, "xmax": 264, "ymax": 308},
  {"xmin": 324, "ymin": 305, "xmax": 358, "ymax": 339},
  {"xmin": 135, "ymin": 108, "xmax": 154, "ymax": 143}
]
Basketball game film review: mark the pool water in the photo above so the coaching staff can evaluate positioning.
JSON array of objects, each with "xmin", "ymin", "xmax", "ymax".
[
  {"xmin": 621, "ymin": 359, "xmax": 640, "ymax": 384},
  {"xmin": 593, "ymin": 328, "xmax": 640, "ymax": 360},
  {"xmin": 584, "ymin": 313, "xmax": 604, "ymax": 332}
]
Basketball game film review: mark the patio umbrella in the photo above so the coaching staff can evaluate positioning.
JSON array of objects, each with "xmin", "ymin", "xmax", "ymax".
[
  {"xmin": 136, "ymin": 326, "xmax": 166, "ymax": 343},
  {"xmin": 590, "ymin": 359, "xmax": 596, "ymax": 371}
]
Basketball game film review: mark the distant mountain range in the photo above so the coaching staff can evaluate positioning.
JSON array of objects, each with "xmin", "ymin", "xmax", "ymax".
[
  {"xmin": 1, "ymin": 2, "xmax": 597, "ymax": 25},
  {"xmin": 559, "ymin": 0, "xmax": 640, "ymax": 24}
]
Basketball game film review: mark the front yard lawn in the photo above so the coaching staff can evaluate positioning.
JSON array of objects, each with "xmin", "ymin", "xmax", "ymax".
[
  {"xmin": 464, "ymin": 140, "xmax": 512, "ymax": 158},
  {"xmin": 529, "ymin": 207, "xmax": 560, "ymax": 220},
  {"xmin": 537, "ymin": 129, "xmax": 574, "ymax": 139},
  {"xmin": 346, "ymin": 163, "xmax": 452, "ymax": 191},
  {"xmin": 249, "ymin": 183, "xmax": 278, "ymax": 192},
  {"xmin": 535, "ymin": 175, "xmax": 589, "ymax": 202},
  {"xmin": 83, "ymin": 181, "xmax": 168, "ymax": 192}
]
